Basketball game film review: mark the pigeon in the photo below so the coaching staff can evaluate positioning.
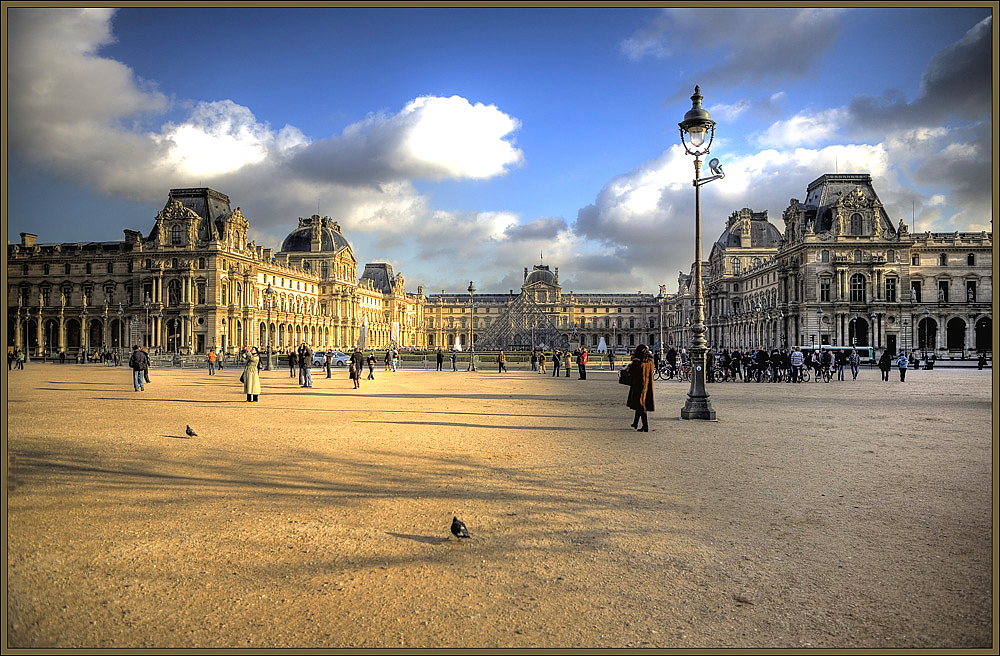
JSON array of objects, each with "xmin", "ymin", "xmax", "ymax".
[
  {"xmin": 451, "ymin": 516, "xmax": 471, "ymax": 539},
  {"xmin": 185, "ymin": 425, "xmax": 198, "ymax": 438}
]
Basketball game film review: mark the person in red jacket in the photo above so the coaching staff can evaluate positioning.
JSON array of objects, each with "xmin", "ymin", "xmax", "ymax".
[{"xmin": 578, "ymin": 346, "xmax": 589, "ymax": 380}]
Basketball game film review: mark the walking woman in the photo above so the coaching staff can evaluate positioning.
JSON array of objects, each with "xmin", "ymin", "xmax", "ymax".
[
  {"xmin": 625, "ymin": 344, "xmax": 655, "ymax": 432},
  {"xmin": 497, "ymin": 350, "xmax": 507, "ymax": 373},
  {"xmin": 243, "ymin": 346, "xmax": 261, "ymax": 402},
  {"xmin": 878, "ymin": 349, "xmax": 893, "ymax": 382}
]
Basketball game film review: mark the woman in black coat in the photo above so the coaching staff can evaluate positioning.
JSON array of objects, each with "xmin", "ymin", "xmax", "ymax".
[
  {"xmin": 625, "ymin": 344, "xmax": 655, "ymax": 432},
  {"xmin": 877, "ymin": 349, "xmax": 893, "ymax": 382}
]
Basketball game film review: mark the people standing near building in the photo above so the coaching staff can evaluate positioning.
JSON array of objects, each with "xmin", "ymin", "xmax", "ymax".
[
  {"xmin": 497, "ymin": 350, "xmax": 507, "ymax": 373},
  {"xmin": 821, "ymin": 349, "xmax": 833, "ymax": 383},
  {"xmin": 288, "ymin": 348, "xmax": 297, "ymax": 378},
  {"xmin": 207, "ymin": 349, "xmax": 217, "ymax": 375},
  {"xmin": 978, "ymin": 352, "xmax": 988, "ymax": 370},
  {"xmin": 625, "ymin": 344, "xmax": 655, "ymax": 432},
  {"xmin": 666, "ymin": 346, "xmax": 677, "ymax": 379},
  {"xmin": 530, "ymin": 350, "xmax": 538, "ymax": 372},
  {"xmin": 578, "ymin": 346, "xmax": 589, "ymax": 380},
  {"xmin": 450, "ymin": 351, "xmax": 458, "ymax": 371},
  {"xmin": 436, "ymin": 348, "xmax": 444, "ymax": 371},
  {"xmin": 538, "ymin": 351, "xmax": 547, "ymax": 374},
  {"xmin": 367, "ymin": 352, "xmax": 377, "ymax": 380},
  {"xmin": 325, "ymin": 351, "xmax": 333, "ymax": 378},
  {"xmin": 790, "ymin": 347, "xmax": 804, "ymax": 383},
  {"xmin": 609, "ymin": 351, "xmax": 616, "ymax": 371},
  {"xmin": 552, "ymin": 350, "xmax": 562, "ymax": 377},
  {"xmin": 59, "ymin": 350, "xmax": 66, "ymax": 364},
  {"xmin": 848, "ymin": 349, "xmax": 861, "ymax": 380},
  {"xmin": 835, "ymin": 349, "xmax": 847, "ymax": 381},
  {"xmin": 300, "ymin": 343, "xmax": 313, "ymax": 388},
  {"xmin": 896, "ymin": 350, "xmax": 909, "ymax": 382},
  {"xmin": 384, "ymin": 350, "xmax": 392, "ymax": 372},
  {"xmin": 128, "ymin": 345, "xmax": 149, "ymax": 392},
  {"xmin": 877, "ymin": 349, "xmax": 893, "ymax": 382},
  {"xmin": 243, "ymin": 346, "xmax": 261, "ymax": 402},
  {"xmin": 7, "ymin": 350, "xmax": 14, "ymax": 371},
  {"xmin": 391, "ymin": 348, "xmax": 399, "ymax": 372}
]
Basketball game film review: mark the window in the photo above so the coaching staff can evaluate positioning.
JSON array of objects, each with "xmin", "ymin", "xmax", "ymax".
[
  {"xmin": 171, "ymin": 225, "xmax": 182, "ymax": 245},
  {"xmin": 850, "ymin": 274, "xmax": 866, "ymax": 303},
  {"xmin": 939, "ymin": 253, "xmax": 947, "ymax": 266},
  {"xmin": 820, "ymin": 279, "xmax": 831, "ymax": 302},
  {"xmin": 43, "ymin": 264, "xmax": 49, "ymax": 275},
  {"xmin": 197, "ymin": 283, "xmax": 206, "ymax": 305},
  {"xmin": 172, "ymin": 258, "xmax": 179, "ymax": 269},
  {"xmin": 967, "ymin": 253, "xmax": 975, "ymax": 266},
  {"xmin": 41, "ymin": 287, "xmax": 51, "ymax": 306},
  {"xmin": 937, "ymin": 280, "xmax": 949, "ymax": 303},
  {"xmin": 167, "ymin": 279, "xmax": 182, "ymax": 306},
  {"xmin": 85, "ymin": 263, "xmax": 92, "ymax": 274},
  {"xmin": 107, "ymin": 262, "xmax": 114, "ymax": 273},
  {"xmin": 850, "ymin": 213, "xmax": 863, "ymax": 235},
  {"xmin": 887, "ymin": 250, "xmax": 896, "ymax": 263},
  {"xmin": 854, "ymin": 250, "xmax": 862, "ymax": 263},
  {"xmin": 966, "ymin": 281, "xmax": 976, "ymax": 303},
  {"xmin": 886, "ymin": 278, "xmax": 897, "ymax": 303},
  {"xmin": 22, "ymin": 264, "xmax": 28, "ymax": 275},
  {"xmin": 821, "ymin": 250, "xmax": 830, "ymax": 263},
  {"xmin": 198, "ymin": 257, "xmax": 206, "ymax": 269},
  {"xmin": 731, "ymin": 258, "xmax": 741, "ymax": 275}
]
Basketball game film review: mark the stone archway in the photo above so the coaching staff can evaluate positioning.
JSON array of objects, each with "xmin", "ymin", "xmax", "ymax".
[
  {"xmin": 917, "ymin": 317, "xmax": 937, "ymax": 351},
  {"xmin": 946, "ymin": 317, "xmax": 967, "ymax": 351},
  {"xmin": 849, "ymin": 317, "xmax": 870, "ymax": 347},
  {"xmin": 975, "ymin": 317, "xmax": 991, "ymax": 353}
]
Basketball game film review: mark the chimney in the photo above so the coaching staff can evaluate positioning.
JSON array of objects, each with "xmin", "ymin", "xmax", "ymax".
[
  {"xmin": 524, "ymin": 267, "xmax": 528, "ymax": 280},
  {"xmin": 20, "ymin": 233, "xmax": 37, "ymax": 247}
]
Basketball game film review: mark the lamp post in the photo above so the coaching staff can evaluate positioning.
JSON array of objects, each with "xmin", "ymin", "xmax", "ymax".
[
  {"xmin": 849, "ymin": 314, "xmax": 858, "ymax": 347},
  {"xmin": 816, "ymin": 307, "xmax": 824, "ymax": 347},
  {"xmin": 869, "ymin": 311, "xmax": 879, "ymax": 350},
  {"xmin": 755, "ymin": 303, "xmax": 763, "ymax": 348},
  {"xmin": 679, "ymin": 86, "xmax": 723, "ymax": 420},
  {"xmin": 657, "ymin": 289, "xmax": 665, "ymax": 361},
  {"xmin": 143, "ymin": 293, "xmax": 152, "ymax": 349},
  {"xmin": 116, "ymin": 303, "xmax": 124, "ymax": 354},
  {"xmin": 920, "ymin": 307, "xmax": 931, "ymax": 357},
  {"xmin": 264, "ymin": 283, "xmax": 275, "ymax": 370},
  {"xmin": 467, "ymin": 281, "xmax": 477, "ymax": 372}
]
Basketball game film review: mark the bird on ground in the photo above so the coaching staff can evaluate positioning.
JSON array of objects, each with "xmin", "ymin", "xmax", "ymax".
[
  {"xmin": 185, "ymin": 425, "xmax": 198, "ymax": 438},
  {"xmin": 451, "ymin": 516, "xmax": 471, "ymax": 539}
]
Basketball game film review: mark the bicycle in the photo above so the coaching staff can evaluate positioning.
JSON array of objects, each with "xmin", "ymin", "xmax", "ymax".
[
  {"xmin": 654, "ymin": 362, "xmax": 674, "ymax": 380},
  {"xmin": 677, "ymin": 364, "xmax": 692, "ymax": 382}
]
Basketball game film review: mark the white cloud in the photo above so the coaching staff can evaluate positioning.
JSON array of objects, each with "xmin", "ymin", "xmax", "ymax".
[{"xmin": 753, "ymin": 108, "xmax": 849, "ymax": 148}]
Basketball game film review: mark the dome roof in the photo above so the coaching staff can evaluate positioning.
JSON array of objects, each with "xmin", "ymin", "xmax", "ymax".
[
  {"xmin": 280, "ymin": 215, "xmax": 351, "ymax": 253},
  {"xmin": 524, "ymin": 265, "xmax": 557, "ymax": 286},
  {"xmin": 716, "ymin": 209, "xmax": 782, "ymax": 248}
]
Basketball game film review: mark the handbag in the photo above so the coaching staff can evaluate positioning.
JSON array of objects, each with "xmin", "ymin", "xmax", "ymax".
[{"xmin": 618, "ymin": 367, "xmax": 631, "ymax": 385}]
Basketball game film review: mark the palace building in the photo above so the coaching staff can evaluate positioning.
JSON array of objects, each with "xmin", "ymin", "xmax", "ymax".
[
  {"xmin": 664, "ymin": 173, "xmax": 993, "ymax": 357},
  {"xmin": 6, "ymin": 188, "xmax": 427, "ymax": 357}
]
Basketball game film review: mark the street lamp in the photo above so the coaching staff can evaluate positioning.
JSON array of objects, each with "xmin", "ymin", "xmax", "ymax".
[
  {"xmin": 264, "ymin": 283, "xmax": 275, "ymax": 370},
  {"xmin": 920, "ymin": 307, "xmax": 931, "ymax": 356},
  {"xmin": 657, "ymin": 289, "xmax": 665, "ymax": 362},
  {"xmin": 679, "ymin": 85, "xmax": 723, "ymax": 420},
  {"xmin": 816, "ymin": 307, "xmax": 824, "ymax": 347},
  {"xmin": 143, "ymin": 293, "xmax": 152, "ymax": 349},
  {"xmin": 869, "ymin": 311, "xmax": 879, "ymax": 350},
  {"xmin": 849, "ymin": 314, "xmax": 858, "ymax": 347},
  {"xmin": 116, "ymin": 303, "xmax": 124, "ymax": 353},
  {"xmin": 467, "ymin": 281, "xmax": 477, "ymax": 371}
]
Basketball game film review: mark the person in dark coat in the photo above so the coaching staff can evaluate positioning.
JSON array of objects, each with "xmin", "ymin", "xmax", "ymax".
[
  {"xmin": 288, "ymin": 349, "xmax": 297, "ymax": 378},
  {"xmin": 325, "ymin": 351, "xmax": 333, "ymax": 378},
  {"xmin": 349, "ymin": 349, "xmax": 364, "ymax": 389},
  {"xmin": 128, "ymin": 345, "xmax": 150, "ymax": 391},
  {"xmin": 877, "ymin": 349, "xmax": 893, "ymax": 382},
  {"xmin": 625, "ymin": 344, "xmax": 655, "ymax": 432},
  {"xmin": 436, "ymin": 348, "xmax": 444, "ymax": 371}
]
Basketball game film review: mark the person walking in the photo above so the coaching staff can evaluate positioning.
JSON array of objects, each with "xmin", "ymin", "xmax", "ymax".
[
  {"xmin": 300, "ymin": 343, "xmax": 314, "ymax": 388},
  {"xmin": 552, "ymin": 350, "xmax": 562, "ymax": 377},
  {"xmin": 896, "ymin": 350, "xmax": 909, "ymax": 382},
  {"xmin": 242, "ymin": 346, "xmax": 261, "ymax": 402},
  {"xmin": 16, "ymin": 349, "xmax": 26, "ymax": 370},
  {"xmin": 207, "ymin": 349, "xmax": 217, "ymax": 375},
  {"xmin": 497, "ymin": 350, "xmax": 507, "ymax": 373},
  {"xmin": 848, "ymin": 349, "xmax": 861, "ymax": 380},
  {"xmin": 977, "ymin": 353, "xmax": 988, "ymax": 370},
  {"xmin": 384, "ymin": 350, "xmax": 392, "ymax": 372},
  {"xmin": 450, "ymin": 351, "xmax": 458, "ymax": 371},
  {"xmin": 578, "ymin": 346, "xmax": 589, "ymax": 380},
  {"xmin": 367, "ymin": 352, "xmax": 377, "ymax": 380},
  {"xmin": 608, "ymin": 351, "xmax": 616, "ymax": 371},
  {"xmin": 538, "ymin": 351, "xmax": 547, "ymax": 374},
  {"xmin": 436, "ymin": 348, "xmax": 444, "ymax": 371},
  {"xmin": 350, "ymin": 349, "xmax": 365, "ymax": 388},
  {"xmin": 128, "ymin": 345, "xmax": 150, "ymax": 391},
  {"xmin": 530, "ymin": 350, "xmax": 538, "ymax": 372},
  {"xmin": 288, "ymin": 348, "xmax": 297, "ymax": 378},
  {"xmin": 297, "ymin": 344, "xmax": 309, "ymax": 386},
  {"xmin": 7, "ymin": 350, "xmax": 14, "ymax": 371},
  {"xmin": 217, "ymin": 352, "xmax": 224, "ymax": 370},
  {"xmin": 325, "ymin": 351, "xmax": 333, "ymax": 378},
  {"xmin": 391, "ymin": 348, "xmax": 399, "ymax": 372},
  {"xmin": 625, "ymin": 344, "xmax": 655, "ymax": 432},
  {"xmin": 878, "ymin": 349, "xmax": 893, "ymax": 381}
]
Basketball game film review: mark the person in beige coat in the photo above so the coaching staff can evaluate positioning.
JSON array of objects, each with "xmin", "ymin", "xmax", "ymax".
[{"xmin": 243, "ymin": 347, "xmax": 261, "ymax": 402}]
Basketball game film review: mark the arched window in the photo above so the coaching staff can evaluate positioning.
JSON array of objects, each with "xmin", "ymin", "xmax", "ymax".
[
  {"xmin": 171, "ymin": 225, "xmax": 183, "ymax": 245},
  {"xmin": 850, "ymin": 274, "xmax": 866, "ymax": 303},
  {"xmin": 939, "ymin": 253, "xmax": 948, "ymax": 266},
  {"xmin": 912, "ymin": 254, "xmax": 920, "ymax": 266},
  {"xmin": 967, "ymin": 253, "xmax": 975, "ymax": 266},
  {"xmin": 850, "ymin": 213, "xmax": 863, "ymax": 235},
  {"xmin": 65, "ymin": 263, "xmax": 71, "ymax": 275}
]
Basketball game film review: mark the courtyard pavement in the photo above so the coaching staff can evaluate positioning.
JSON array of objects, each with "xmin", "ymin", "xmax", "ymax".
[{"xmin": 4, "ymin": 362, "xmax": 995, "ymax": 649}]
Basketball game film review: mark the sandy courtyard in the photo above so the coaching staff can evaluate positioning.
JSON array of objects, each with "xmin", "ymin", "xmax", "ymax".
[{"xmin": 4, "ymin": 361, "xmax": 994, "ymax": 649}]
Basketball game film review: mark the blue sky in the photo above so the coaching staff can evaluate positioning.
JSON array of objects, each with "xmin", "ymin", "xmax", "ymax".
[{"xmin": 6, "ymin": 6, "xmax": 994, "ymax": 294}]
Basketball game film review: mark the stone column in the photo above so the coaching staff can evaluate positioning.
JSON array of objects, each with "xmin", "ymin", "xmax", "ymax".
[
  {"xmin": 58, "ymin": 312, "xmax": 65, "ymax": 352},
  {"xmin": 36, "ymin": 308, "xmax": 44, "ymax": 357}
]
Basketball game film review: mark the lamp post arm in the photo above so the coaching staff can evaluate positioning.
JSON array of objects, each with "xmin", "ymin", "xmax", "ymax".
[{"xmin": 694, "ymin": 171, "xmax": 725, "ymax": 187}]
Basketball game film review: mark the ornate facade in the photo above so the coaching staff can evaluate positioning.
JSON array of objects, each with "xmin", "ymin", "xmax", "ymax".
[
  {"xmin": 665, "ymin": 173, "xmax": 993, "ymax": 356},
  {"xmin": 6, "ymin": 188, "xmax": 427, "ymax": 357}
]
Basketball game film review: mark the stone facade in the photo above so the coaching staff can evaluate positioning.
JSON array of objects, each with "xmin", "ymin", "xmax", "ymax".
[
  {"xmin": 664, "ymin": 173, "xmax": 993, "ymax": 357},
  {"xmin": 6, "ymin": 188, "xmax": 426, "ymax": 357}
]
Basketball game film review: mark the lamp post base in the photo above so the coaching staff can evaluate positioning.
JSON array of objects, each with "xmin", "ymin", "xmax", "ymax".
[{"xmin": 680, "ymin": 397, "xmax": 717, "ymax": 420}]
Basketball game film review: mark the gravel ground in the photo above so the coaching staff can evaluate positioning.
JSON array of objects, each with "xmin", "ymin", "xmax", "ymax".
[{"xmin": 5, "ymin": 362, "xmax": 994, "ymax": 649}]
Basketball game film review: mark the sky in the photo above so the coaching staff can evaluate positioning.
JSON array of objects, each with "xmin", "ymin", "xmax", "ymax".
[{"xmin": 6, "ymin": 6, "xmax": 995, "ymax": 295}]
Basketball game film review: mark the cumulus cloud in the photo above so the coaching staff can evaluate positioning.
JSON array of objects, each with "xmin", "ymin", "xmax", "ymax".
[
  {"xmin": 622, "ymin": 8, "xmax": 845, "ymax": 90},
  {"xmin": 752, "ymin": 108, "xmax": 849, "ymax": 148}
]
